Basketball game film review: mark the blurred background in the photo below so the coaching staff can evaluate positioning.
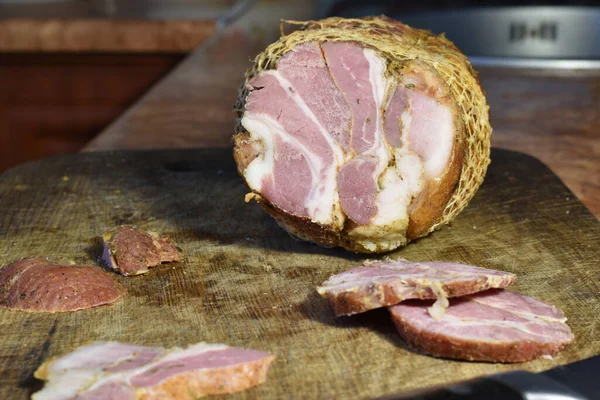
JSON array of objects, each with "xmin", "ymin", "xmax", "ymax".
[{"xmin": 0, "ymin": 0, "xmax": 598, "ymax": 213}]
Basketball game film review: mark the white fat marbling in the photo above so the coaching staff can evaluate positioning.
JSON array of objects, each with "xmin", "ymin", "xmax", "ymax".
[
  {"xmin": 241, "ymin": 112, "xmax": 339, "ymax": 225},
  {"xmin": 406, "ymin": 91, "xmax": 454, "ymax": 179},
  {"xmin": 33, "ymin": 342, "xmax": 232, "ymax": 400},
  {"xmin": 369, "ymin": 55, "xmax": 425, "ymax": 227}
]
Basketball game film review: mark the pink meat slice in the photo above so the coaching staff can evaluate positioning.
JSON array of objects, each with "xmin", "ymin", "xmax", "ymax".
[
  {"xmin": 390, "ymin": 289, "xmax": 574, "ymax": 363},
  {"xmin": 317, "ymin": 259, "xmax": 516, "ymax": 316},
  {"xmin": 33, "ymin": 342, "xmax": 275, "ymax": 400},
  {"xmin": 336, "ymin": 156, "xmax": 379, "ymax": 224},
  {"xmin": 321, "ymin": 41, "xmax": 378, "ymax": 154},
  {"xmin": 277, "ymin": 42, "xmax": 351, "ymax": 150},
  {"xmin": 0, "ymin": 258, "xmax": 124, "ymax": 312}
]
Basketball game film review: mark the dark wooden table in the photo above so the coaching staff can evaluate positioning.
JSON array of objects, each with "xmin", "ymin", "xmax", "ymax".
[{"xmin": 83, "ymin": 29, "xmax": 600, "ymax": 219}]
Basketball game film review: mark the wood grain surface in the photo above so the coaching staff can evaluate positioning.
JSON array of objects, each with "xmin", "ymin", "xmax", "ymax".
[
  {"xmin": 83, "ymin": 31, "xmax": 259, "ymax": 151},
  {"xmin": 0, "ymin": 53, "xmax": 182, "ymax": 172},
  {"xmin": 82, "ymin": 30, "xmax": 600, "ymax": 218},
  {"xmin": 486, "ymin": 68, "xmax": 600, "ymax": 222},
  {"xmin": 0, "ymin": 19, "xmax": 216, "ymax": 53},
  {"xmin": 0, "ymin": 148, "xmax": 598, "ymax": 399}
]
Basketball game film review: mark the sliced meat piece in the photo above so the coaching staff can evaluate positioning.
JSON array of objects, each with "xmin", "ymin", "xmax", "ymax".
[
  {"xmin": 33, "ymin": 341, "xmax": 275, "ymax": 400},
  {"xmin": 234, "ymin": 17, "xmax": 491, "ymax": 253},
  {"xmin": 0, "ymin": 258, "xmax": 124, "ymax": 312},
  {"xmin": 317, "ymin": 259, "xmax": 516, "ymax": 316},
  {"xmin": 102, "ymin": 226, "xmax": 180, "ymax": 276},
  {"xmin": 390, "ymin": 289, "xmax": 574, "ymax": 363}
]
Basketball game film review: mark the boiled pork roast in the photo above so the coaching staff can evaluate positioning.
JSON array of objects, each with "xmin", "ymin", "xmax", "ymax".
[{"xmin": 234, "ymin": 17, "xmax": 491, "ymax": 253}]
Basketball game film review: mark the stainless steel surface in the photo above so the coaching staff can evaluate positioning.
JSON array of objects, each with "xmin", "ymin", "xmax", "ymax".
[
  {"xmin": 326, "ymin": 4, "xmax": 600, "ymax": 68},
  {"xmin": 468, "ymin": 57, "xmax": 600, "ymax": 70},
  {"xmin": 394, "ymin": 7, "xmax": 600, "ymax": 60}
]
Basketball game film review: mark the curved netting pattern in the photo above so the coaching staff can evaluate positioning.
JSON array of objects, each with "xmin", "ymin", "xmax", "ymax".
[{"xmin": 234, "ymin": 16, "xmax": 491, "ymax": 244}]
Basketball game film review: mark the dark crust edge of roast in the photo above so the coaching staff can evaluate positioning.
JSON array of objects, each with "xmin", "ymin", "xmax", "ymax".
[
  {"xmin": 390, "ymin": 308, "xmax": 573, "ymax": 363},
  {"xmin": 327, "ymin": 274, "xmax": 516, "ymax": 316},
  {"xmin": 404, "ymin": 60, "xmax": 467, "ymax": 240}
]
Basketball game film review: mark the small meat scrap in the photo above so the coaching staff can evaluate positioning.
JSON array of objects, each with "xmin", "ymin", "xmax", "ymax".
[
  {"xmin": 317, "ymin": 259, "xmax": 516, "ymax": 316},
  {"xmin": 102, "ymin": 225, "xmax": 180, "ymax": 276},
  {"xmin": 0, "ymin": 258, "xmax": 124, "ymax": 312},
  {"xmin": 33, "ymin": 341, "xmax": 275, "ymax": 400},
  {"xmin": 390, "ymin": 289, "xmax": 574, "ymax": 363}
]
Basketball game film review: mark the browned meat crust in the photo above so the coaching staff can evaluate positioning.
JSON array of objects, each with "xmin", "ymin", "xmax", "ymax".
[
  {"xmin": 138, "ymin": 355, "xmax": 275, "ymax": 399},
  {"xmin": 0, "ymin": 258, "xmax": 124, "ymax": 312},
  {"xmin": 103, "ymin": 225, "xmax": 180, "ymax": 276}
]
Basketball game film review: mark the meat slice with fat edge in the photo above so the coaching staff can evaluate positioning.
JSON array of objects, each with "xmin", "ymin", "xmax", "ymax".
[
  {"xmin": 33, "ymin": 341, "xmax": 275, "ymax": 400},
  {"xmin": 389, "ymin": 289, "xmax": 574, "ymax": 363},
  {"xmin": 0, "ymin": 258, "xmax": 124, "ymax": 312},
  {"xmin": 317, "ymin": 259, "xmax": 516, "ymax": 316}
]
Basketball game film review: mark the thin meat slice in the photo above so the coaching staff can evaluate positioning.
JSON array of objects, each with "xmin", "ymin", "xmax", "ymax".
[
  {"xmin": 390, "ymin": 289, "xmax": 574, "ymax": 363},
  {"xmin": 102, "ymin": 226, "xmax": 180, "ymax": 276},
  {"xmin": 33, "ymin": 341, "xmax": 275, "ymax": 400},
  {"xmin": 0, "ymin": 258, "xmax": 124, "ymax": 312},
  {"xmin": 317, "ymin": 259, "xmax": 515, "ymax": 316}
]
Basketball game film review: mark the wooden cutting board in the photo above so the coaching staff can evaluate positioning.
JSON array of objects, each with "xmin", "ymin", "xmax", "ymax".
[{"xmin": 1, "ymin": 148, "xmax": 599, "ymax": 399}]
